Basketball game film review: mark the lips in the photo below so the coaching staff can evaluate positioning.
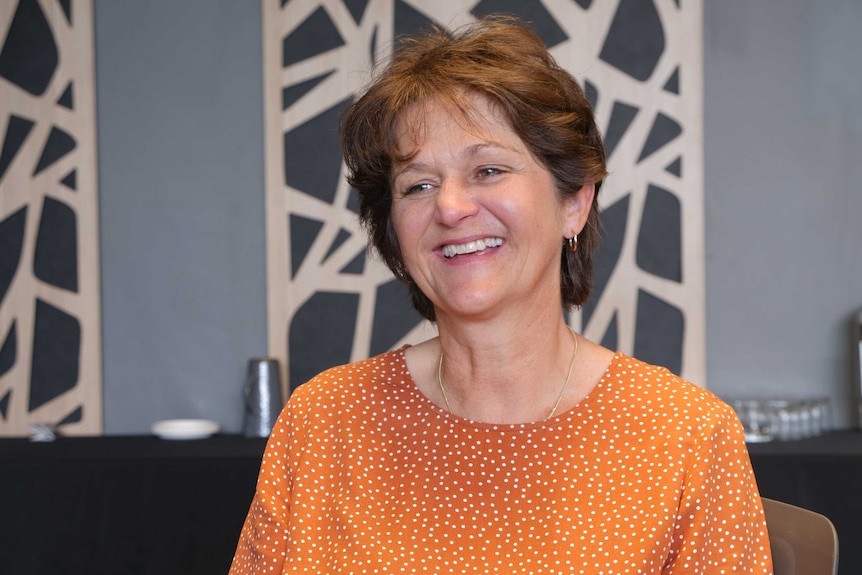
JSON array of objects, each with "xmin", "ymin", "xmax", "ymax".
[{"xmin": 441, "ymin": 237, "xmax": 504, "ymax": 259}]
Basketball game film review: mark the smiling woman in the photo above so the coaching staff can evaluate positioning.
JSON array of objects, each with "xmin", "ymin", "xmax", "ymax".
[
  {"xmin": 230, "ymin": 16, "xmax": 773, "ymax": 574},
  {"xmin": 388, "ymin": 93, "xmax": 585, "ymax": 328}
]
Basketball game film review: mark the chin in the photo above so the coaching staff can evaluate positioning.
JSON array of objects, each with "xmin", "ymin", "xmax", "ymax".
[{"xmin": 439, "ymin": 294, "xmax": 502, "ymax": 320}]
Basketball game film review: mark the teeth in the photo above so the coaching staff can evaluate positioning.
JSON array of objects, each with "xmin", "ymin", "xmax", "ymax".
[{"xmin": 442, "ymin": 237, "xmax": 503, "ymax": 258}]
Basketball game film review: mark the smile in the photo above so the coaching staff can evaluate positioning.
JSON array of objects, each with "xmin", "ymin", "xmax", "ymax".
[{"xmin": 441, "ymin": 237, "xmax": 504, "ymax": 259}]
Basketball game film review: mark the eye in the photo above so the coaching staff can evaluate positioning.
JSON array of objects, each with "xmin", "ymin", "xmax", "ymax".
[
  {"xmin": 402, "ymin": 182, "xmax": 434, "ymax": 196},
  {"xmin": 477, "ymin": 167, "xmax": 504, "ymax": 178}
]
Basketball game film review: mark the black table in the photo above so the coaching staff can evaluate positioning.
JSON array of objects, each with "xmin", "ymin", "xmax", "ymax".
[
  {"xmin": 2, "ymin": 431, "xmax": 860, "ymax": 574},
  {"xmin": 747, "ymin": 430, "xmax": 862, "ymax": 575},
  {"xmin": 0, "ymin": 435, "xmax": 267, "ymax": 575}
]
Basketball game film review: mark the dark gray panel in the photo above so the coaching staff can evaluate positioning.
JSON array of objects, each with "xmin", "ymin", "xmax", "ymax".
[
  {"xmin": 281, "ymin": 6, "xmax": 344, "ymax": 68},
  {"xmin": 600, "ymin": 310, "xmax": 619, "ymax": 351},
  {"xmin": 582, "ymin": 194, "xmax": 630, "ymax": 326},
  {"xmin": 347, "ymin": 187, "xmax": 360, "ymax": 214},
  {"xmin": 0, "ymin": 206, "xmax": 27, "ymax": 304},
  {"xmin": 340, "ymin": 250, "xmax": 366, "ymax": 275},
  {"xmin": 636, "ymin": 184, "xmax": 681, "ymax": 282},
  {"xmin": 288, "ymin": 291, "xmax": 359, "ymax": 391},
  {"xmin": 323, "ymin": 227, "xmax": 352, "ymax": 263},
  {"xmin": 471, "ymin": 0, "xmax": 569, "ymax": 49},
  {"xmin": 0, "ymin": 320, "xmax": 15, "ymax": 376},
  {"xmin": 343, "ymin": 0, "xmax": 370, "ymax": 24},
  {"xmin": 637, "ymin": 112, "xmax": 682, "ymax": 163},
  {"xmin": 634, "ymin": 289, "xmax": 683, "ymax": 375},
  {"xmin": 394, "ymin": 0, "xmax": 438, "ymax": 37},
  {"xmin": 663, "ymin": 67, "xmax": 680, "ymax": 95},
  {"xmin": 584, "ymin": 79, "xmax": 599, "ymax": 110},
  {"xmin": 60, "ymin": 169, "xmax": 77, "ymax": 190},
  {"xmin": 369, "ymin": 23, "xmax": 378, "ymax": 64},
  {"xmin": 599, "ymin": 0, "xmax": 665, "ymax": 82},
  {"xmin": 0, "ymin": 115, "xmax": 35, "ymax": 182},
  {"xmin": 57, "ymin": 405, "xmax": 82, "ymax": 425},
  {"xmin": 604, "ymin": 101, "xmax": 638, "ymax": 160},
  {"xmin": 282, "ymin": 71, "xmax": 334, "ymax": 110},
  {"xmin": 0, "ymin": 0, "xmax": 58, "ymax": 96},
  {"xmin": 289, "ymin": 214, "xmax": 324, "ymax": 278},
  {"xmin": 664, "ymin": 157, "xmax": 682, "ymax": 178},
  {"xmin": 34, "ymin": 196, "xmax": 78, "ymax": 292},
  {"xmin": 283, "ymin": 96, "xmax": 352, "ymax": 203},
  {"xmin": 29, "ymin": 299, "xmax": 80, "ymax": 411},
  {"xmin": 370, "ymin": 279, "xmax": 423, "ymax": 356},
  {"xmin": 0, "ymin": 389, "xmax": 9, "ymax": 420},
  {"xmin": 58, "ymin": 0, "xmax": 72, "ymax": 25},
  {"xmin": 57, "ymin": 81, "xmax": 74, "ymax": 109},
  {"xmin": 33, "ymin": 126, "xmax": 76, "ymax": 176}
]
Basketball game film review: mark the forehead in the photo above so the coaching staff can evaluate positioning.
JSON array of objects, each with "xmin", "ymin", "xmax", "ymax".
[{"xmin": 392, "ymin": 92, "xmax": 519, "ymax": 154}]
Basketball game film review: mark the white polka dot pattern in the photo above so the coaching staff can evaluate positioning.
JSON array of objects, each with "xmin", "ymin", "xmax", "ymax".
[{"xmin": 229, "ymin": 350, "xmax": 773, "ymax": 574}]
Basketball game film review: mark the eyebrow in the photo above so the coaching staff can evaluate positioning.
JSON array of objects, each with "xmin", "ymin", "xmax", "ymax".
[{"xmin": 392, "ymin": 141, "xmax": 520, "ymax": 181}]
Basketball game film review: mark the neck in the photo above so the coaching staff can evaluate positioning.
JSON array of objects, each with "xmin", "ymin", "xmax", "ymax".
[{"xmin": 434, "ymin": 314, "xmax": 578, "ymax": 423}]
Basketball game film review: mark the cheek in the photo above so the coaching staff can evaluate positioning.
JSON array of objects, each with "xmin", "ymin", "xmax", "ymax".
[
  {"xmin": 390, "ymin": 206, "xmax": 421, "ymax": 267},
  {"xmin": 390, "ymin": 205, "xmax": 409, "ymax": 244},
  {"xmin": 391, "ymin": 201, "xmax": 428, "ymax": 241}
]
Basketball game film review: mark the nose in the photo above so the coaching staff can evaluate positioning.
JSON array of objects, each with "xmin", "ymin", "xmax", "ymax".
[{"xmin": 435, "ymin": 178, "xmax": 479, "ymax": 226}]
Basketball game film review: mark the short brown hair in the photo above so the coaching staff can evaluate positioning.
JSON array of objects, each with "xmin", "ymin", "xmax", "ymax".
[{"xmin": 340, "ymin": 16, "xmax": 607, "ymax": 321}]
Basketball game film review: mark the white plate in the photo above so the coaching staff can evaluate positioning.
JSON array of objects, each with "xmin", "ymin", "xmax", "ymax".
[
  {"xmin": 744, "ymin": 431, "xmax": 773, "ymax": 443},
  {"xmin": 151, "ymin": 419, "xmax": 220, "ymax": 440}
]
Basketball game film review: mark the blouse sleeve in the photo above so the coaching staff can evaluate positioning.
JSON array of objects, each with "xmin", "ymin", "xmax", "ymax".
[
  {"xmin": 664, "ymin": 403, "xmax": 774, "ymax": 574},
  {"xmin": 228, "ymin": 409, "xmax": 295, "ymax": 574}
]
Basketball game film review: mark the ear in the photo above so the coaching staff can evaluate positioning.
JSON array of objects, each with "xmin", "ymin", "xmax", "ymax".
[{"xmin": 562, "ymin": 182, "xmax": 595, "ymax": 236}]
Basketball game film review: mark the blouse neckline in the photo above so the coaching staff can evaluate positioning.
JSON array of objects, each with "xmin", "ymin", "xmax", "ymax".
[{"xmin": 395, "ymin": 346, "xmax": 626, "ymax": 432}]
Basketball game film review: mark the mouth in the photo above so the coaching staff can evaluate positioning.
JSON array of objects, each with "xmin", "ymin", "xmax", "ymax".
[{"xmin": 441, "ymin": 237, "xmax": 504, "ymax": 259}]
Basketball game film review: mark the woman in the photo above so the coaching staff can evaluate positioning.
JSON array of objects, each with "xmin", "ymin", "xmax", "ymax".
[{"xmin": 231, "ymin": 17, "xmax": 772, "ymax": 574}]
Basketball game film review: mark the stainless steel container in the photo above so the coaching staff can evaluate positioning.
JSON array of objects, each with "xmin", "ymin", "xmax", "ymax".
[
  {"xmin": 856, "ymin": 309, "xmax": 862, "ymax": 429},
  {"xmin": 243, "ymin": 357, "xmax": 284, "ymax": 437}
]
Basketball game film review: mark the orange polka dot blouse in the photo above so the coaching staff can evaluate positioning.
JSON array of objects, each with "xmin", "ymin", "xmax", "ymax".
[{"xmin": 230, "ymin": 350, "xmax": 773, "ymax": 574}]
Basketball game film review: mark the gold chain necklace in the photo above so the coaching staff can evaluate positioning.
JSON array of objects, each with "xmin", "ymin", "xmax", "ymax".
[{"xmin": 437, "ymin": 326, "xmax": 579, "ymax": 420}]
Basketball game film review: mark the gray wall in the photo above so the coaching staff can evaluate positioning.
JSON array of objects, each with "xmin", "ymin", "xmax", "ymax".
[
  {"xmin": 95, "ymin": 0, "xmax": 862, "ymax": 434},
  {"xmin": 704, "ymin": 0, "xmax": 862, "ymax": 428},
  {"xmin": 96, "ymin": 1, "xmax": 267, "ymax": 433}
]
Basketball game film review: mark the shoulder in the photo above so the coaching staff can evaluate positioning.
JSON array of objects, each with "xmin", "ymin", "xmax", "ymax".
[
  {"xmin": 604, "ymin": 353, "xmax": 739, "ymax": 433},
  {"xmin": 284, "ymin": 347, "xmax": 411, "ymax": 417},
  {"xmin": 265, "ymin": 347, "xmax": 425, "ymax": 461}
]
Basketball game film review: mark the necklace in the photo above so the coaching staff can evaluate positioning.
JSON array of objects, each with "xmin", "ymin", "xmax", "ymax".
[{"xmin": 437, "ymin": 326, "xmax": 579, "ymax": 420}]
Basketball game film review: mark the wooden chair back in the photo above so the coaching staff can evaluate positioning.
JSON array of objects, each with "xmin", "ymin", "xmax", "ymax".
[{"xmin": 762, "ymin": 497, "xmax": 839, "ymax": 575}]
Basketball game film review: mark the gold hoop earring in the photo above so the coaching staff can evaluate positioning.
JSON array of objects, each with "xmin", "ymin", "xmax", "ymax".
[{"xmin": 566, "ymin": 235, "xmax": 578, "ymax": 253}]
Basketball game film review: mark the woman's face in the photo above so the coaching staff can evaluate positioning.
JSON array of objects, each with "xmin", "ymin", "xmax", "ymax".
[{"xmin": 390, "ymin": 92, "xmax": 591, "ymax": 322}]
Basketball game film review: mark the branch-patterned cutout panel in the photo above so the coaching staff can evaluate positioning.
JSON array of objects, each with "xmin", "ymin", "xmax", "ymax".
[
  {"xmin": 0, "ymin": 0, "xmax": 101, "ymax": 436},
  {"xmin": 263, "ymin": 0, "xmax": 704, "ymax": 392}
]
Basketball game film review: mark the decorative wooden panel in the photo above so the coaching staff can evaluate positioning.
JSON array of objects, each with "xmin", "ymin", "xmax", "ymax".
[
  {"xmin": 262, "ymin": 0, "xmax": 704, "ymax": 391},
  {"xmin": 0, "ymin": 0, "xmax": 101, "ymax": 435}
]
